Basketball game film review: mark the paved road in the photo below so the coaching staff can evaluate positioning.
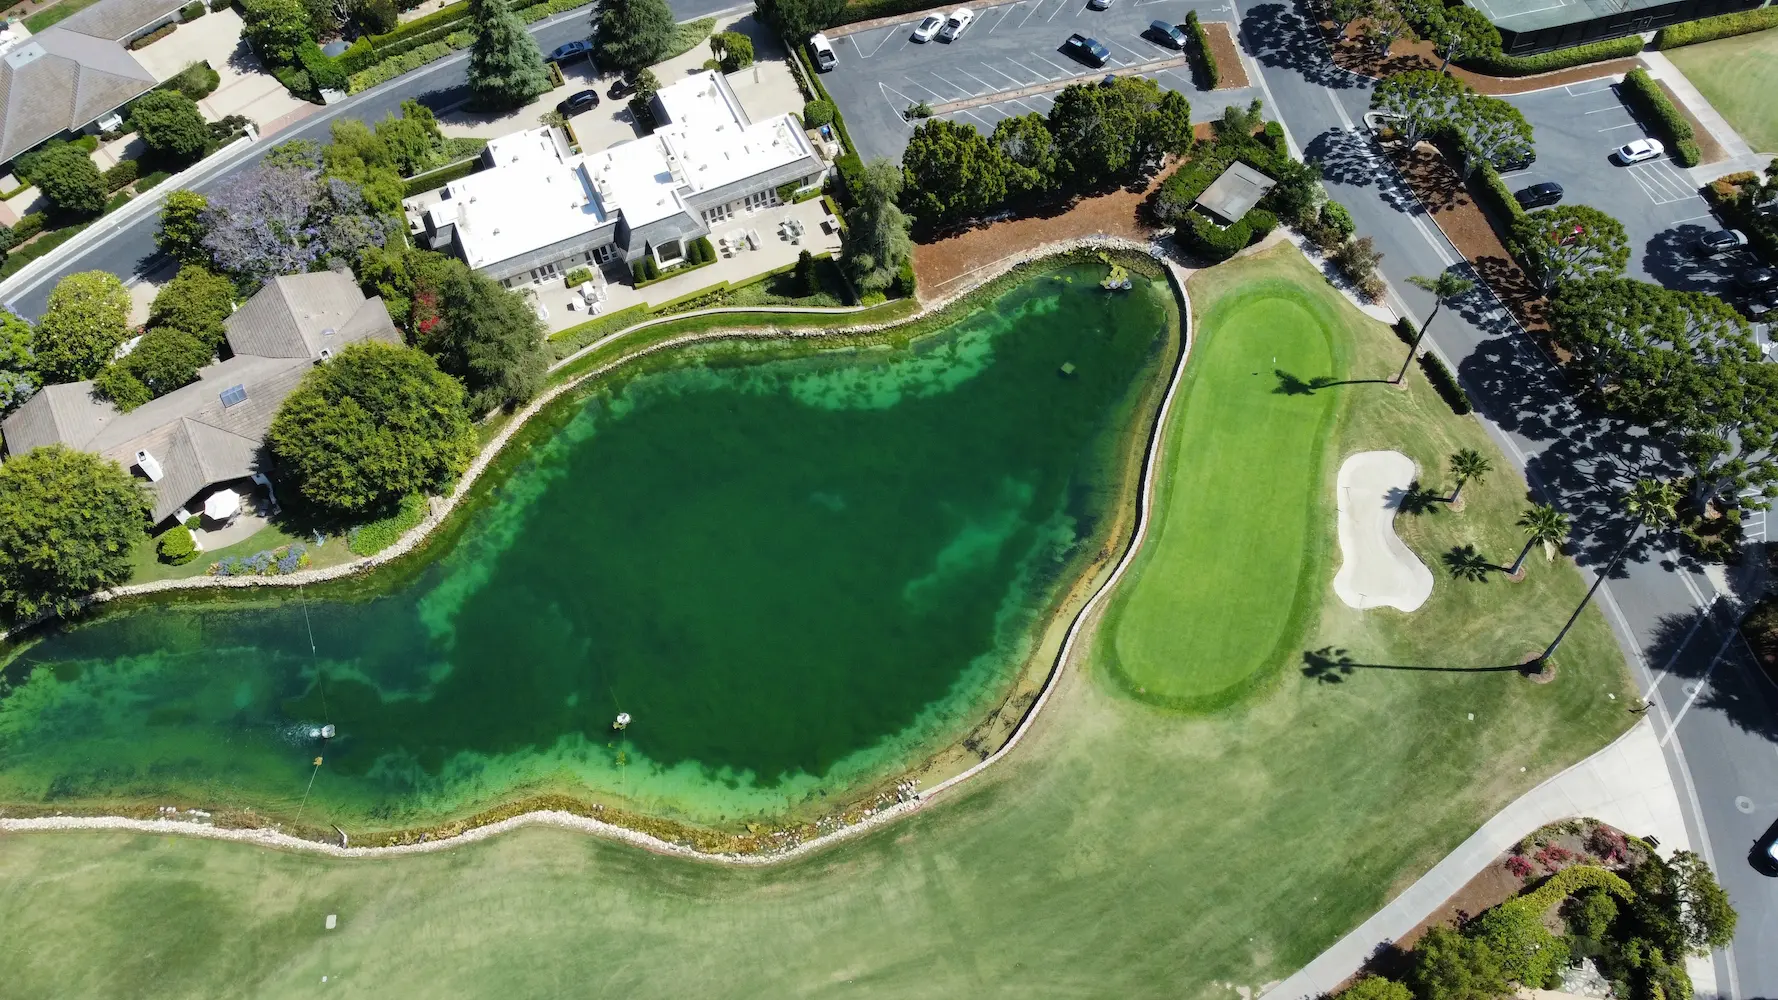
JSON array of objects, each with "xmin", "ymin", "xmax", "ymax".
[
  {"xmin": 4, "ymin": 0, "xmax": 745, "ymax": 320},
  {"xmin": 1238, "ymin": 2, "xmax": 1778, "ymax": 995}
]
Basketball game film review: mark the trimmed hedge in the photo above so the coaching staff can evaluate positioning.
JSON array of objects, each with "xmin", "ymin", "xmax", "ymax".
[
  {"xmin": 127, "ymin": 22, "xmax": 176, "ymax": 49},
  {"xmin": 179, "ymin": 0, "xmax": 205, "ymax": 19},
  {"xmin": 1476, "ymin": 161, "xmax": 1526, "ymax": 222},
  {"xmin": 337, "ymin": 37, "xmax": 379, "ymax": 74},
  {"xmin": 370, "ymin": 0, "xmax": 472, "ymax": 47},
  {"xmin": 402, "ymin": 155, "xmax": 482, "ymax": 196},
  {"xmin": 103, "ymin": 159, "xmax": 139, "ymax": 192},
  {"xmin": 1393, "ymin": 317, "xmax": 1419, "ymax": 347},
  {"xmin": 1620, "ymin": 67, "xmax": 1700, "ymax": 167},
  {"xmin": 1463, "ymin": 34, "xmax": 1643, "ymax": 75},
  {"xmin": 1654, "ymin": 6, "xmax": 1778, "ymax": 48},
  {"xmin": 298, "ymin": 40, "xmax": 349, "ymax": 93},
  {"xmin": 1419, "ymin": 351, "xmax": 1471, "ymax": 414},
  {"xmin": 1184, "ymin": 10, "xmax": 1219, "ymax": 89},
  {"xmin": 1177, "ymin": 207, "xmax": 1268, "ymax": 262}
]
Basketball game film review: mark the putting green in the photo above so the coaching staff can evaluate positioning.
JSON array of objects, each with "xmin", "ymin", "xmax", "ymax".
[{"xmin": 1097, "ymin": 276, "xmax": 1347, "ymax": 707}]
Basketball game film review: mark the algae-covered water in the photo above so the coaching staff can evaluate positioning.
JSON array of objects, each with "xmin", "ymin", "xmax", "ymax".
[{"xmin": 0, "ymin": 265, "xmax": 1174, "ymax": 831}]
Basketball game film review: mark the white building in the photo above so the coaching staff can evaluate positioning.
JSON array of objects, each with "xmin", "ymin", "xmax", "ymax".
[{"xmin": 411, "ymin": 70, "xmax": 827, "ymax": 286}]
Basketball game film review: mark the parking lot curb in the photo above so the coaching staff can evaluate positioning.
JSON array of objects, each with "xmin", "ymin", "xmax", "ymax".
[
  {"xmin": 924, "ymin": 53, "xmax": 1189, "ymax": 115},
  {"xmin": 823, "ymin": 3, "xmax": 961, "ymax": 38}
]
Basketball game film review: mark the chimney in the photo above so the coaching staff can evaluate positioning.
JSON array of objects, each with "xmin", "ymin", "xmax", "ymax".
[{"xmin": 135, "ymin": 450, "xmax": 164, "ymax": 482}]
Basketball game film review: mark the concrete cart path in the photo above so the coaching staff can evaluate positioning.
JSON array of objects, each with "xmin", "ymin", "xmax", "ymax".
[
  {"xmin": 1333, "ymin": 450, "xmax": 1432, "ymax": 613},
  {"xmin": 1259, "ymin": 716, "xmax": 1711, "ymax": 1000}
]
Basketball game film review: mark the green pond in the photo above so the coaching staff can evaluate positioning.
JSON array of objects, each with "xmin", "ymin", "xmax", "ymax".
[{"xmin": 0, "ymin": 265, "xmax": 1175, "ymax": 832}]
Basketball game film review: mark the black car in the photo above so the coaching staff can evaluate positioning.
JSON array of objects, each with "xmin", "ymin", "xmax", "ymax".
[
  {"xmin": 1514, "ymin": 182, "xmax": 1563, "ymax": 210},
  {"xmin": 1753, "ymin": 817, "xmax": 1778, "ymax": 877},
  {"xmin": 557, "ymin": 89, "xmax": 601, "ymax": 116},
  {"xmin": 1145, "ymin": 19, "xmax": 1187, "ymax": 48},
  {"xmin": 1696, "ymin": 229, "xmax": 1749, "ymax": 256},
  {"xmin": 1062, "ymin": 33, "xmax": 1110, "ymax": 66},
  {"xmin": 1735, "ymin": 266, "xmax": 1778, "ymax": 293}
]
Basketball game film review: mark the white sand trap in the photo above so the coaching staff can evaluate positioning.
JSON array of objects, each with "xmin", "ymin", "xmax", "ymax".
[{"xmin": 1334, "ymin": 450, "xmax": 1433, "ymax": 612}]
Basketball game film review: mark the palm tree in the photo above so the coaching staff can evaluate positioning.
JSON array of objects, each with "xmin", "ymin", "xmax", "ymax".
[
  {"xmin": 1540, "ymin": 479, "xmax": 1678, "ymax": 665},
  {"xmin": 1443, "ymin": 544, "xmax": 1494, "ymax": 581},
  {"xmin": 1507, "ymin": 504, "xmax": 1570, "ymax": 577},
  {"xmin": 1447, "ymin": 449, "xmax": 1492, "ymax": 504},
  {"xmin": 1397, "ymin": 271, "xmax": 1476, "ymax": 383}
]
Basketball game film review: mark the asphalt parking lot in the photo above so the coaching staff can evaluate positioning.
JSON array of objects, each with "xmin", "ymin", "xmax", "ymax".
[
  {"xmin": 818, "ymin": 0, "xmax": 1260, "ymax": 163},
  {"xmin": 1501, "ymin": 80, "xmax": 1751, "ymax": 298}
]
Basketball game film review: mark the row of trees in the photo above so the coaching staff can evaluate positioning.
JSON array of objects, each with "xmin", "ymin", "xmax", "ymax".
[
  {"xmin": 1322, "ymin": 0, "xmax": 1501, "ymax": 69},
  {"xmin": 11, "ymin": 89, "xmax": 217, "ymax": 221},
  {"xmin": 1371, "ymin": 70, "xmax": 1534, "ymax": 180},
  {"xmin": 899, "ymin": 77, "xmax": 1193, "ymax": 230}
]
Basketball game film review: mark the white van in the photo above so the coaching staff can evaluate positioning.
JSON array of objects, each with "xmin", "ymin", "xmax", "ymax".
[{"xmin": 809, "ymin": 32, "xmax": 837, "ymax": 71}]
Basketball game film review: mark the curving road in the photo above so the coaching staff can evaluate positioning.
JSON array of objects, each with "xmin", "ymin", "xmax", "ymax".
[
  {"xmin": 1232, "ymin": 2, "xmax": 1778, "ymax": 995},
  {"xmin": 4, "ymin": 0, "xmax": 747, "ymax": 320}
]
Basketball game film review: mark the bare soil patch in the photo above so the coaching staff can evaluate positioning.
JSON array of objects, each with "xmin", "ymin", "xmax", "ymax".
[
  {"xmin": 1385, "ymin": 141, "xmax": 1550, "ymax": 331},
  {"xmin": 1204, "ymin": 22, "xmax": 1250, "ymax": 90},
  {"xmin": 1328, "ymin": 23, "xmax": 1638, "ymax": 95},
  {"xmin": 912, "ymin": 164, "xmax": 1177, "ymax": 297}
]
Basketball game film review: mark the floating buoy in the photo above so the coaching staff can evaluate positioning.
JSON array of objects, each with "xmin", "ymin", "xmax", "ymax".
[
  {"xmin": 612, "ymin": 712, "xmax": 632, "ymax": 730},
  {"xmin": 1059, "ymin": 362, "xmax": 1076, "ymax": 377},
  {"xmin": 320, "ymin": 724, "xmax": 336, "ymax": 739}
]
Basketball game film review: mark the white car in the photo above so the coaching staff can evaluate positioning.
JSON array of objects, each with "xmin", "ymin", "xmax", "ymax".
[
  {"xmin": 912, "ymin": 14, "xmax": 944, "ymax": 41},
  {"xmin": 938, "ymin": 7, "xmax": 974, "ymax": 41},
  {"xmin": 1615, "ymin": 138, "xmax": 1665, "ymax": 164}
]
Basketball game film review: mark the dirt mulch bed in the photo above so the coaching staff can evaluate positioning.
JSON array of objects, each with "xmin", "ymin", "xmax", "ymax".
[
  {"xmin": 1328, "ymin": 23, "xmax": 1639, "ymax": 95},
  {"xmin": 1654, "ymin": 78, "xmax": 1729, "ymax": 165},
  {"xmin": 1203, "ymin": 21, "xmax": 1250, "ymax": 90},
  {"xmin": 1386, "ymin": 140, "xmax": 1550, "ymax": 331},
  {"xmin": 911, "ymin": 164, "xmax": 1177, "ymax": 298}
]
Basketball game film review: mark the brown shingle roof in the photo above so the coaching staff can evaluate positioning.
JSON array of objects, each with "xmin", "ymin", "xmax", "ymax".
[{"xmin": 0, "ymin": 24, "xmax": 158, "ymax": 164}]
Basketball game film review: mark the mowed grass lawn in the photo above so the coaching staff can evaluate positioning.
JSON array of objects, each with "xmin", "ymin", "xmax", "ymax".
[
  {"xmin": 0, "ymin": 248, "xmax": 1636, "ymax": 1000},
  {"xmin": 1667, "ymin": 28, "xmax": 1778, "ymax": 154}
]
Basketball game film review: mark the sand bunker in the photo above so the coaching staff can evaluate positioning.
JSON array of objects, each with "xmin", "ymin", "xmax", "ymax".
[{"xmin": 1333, "ymin": 451, "xmax": 1433, "ymax": 612}]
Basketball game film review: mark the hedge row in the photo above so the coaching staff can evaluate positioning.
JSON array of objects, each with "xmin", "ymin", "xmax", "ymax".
[
  {"xmin": 402, "ymin": 155, "xmax": 483, "ymax": 196},
  {"xmin": 1177, "ymin": 206, "xmax": 1274, "ymax": 261},
  {"xmin": 1476, "ymin": 161, "xmax": 1526, "ymax": 223},
  {"xmin": 1620, "ymin": 67, "xmax": 1700, "ymax": 166},
  {"xmin": 1463, "ymin": 34, "xmax": 1644, "ymax": 76},
  {"xmin": 127, "ymin": 22, "xmax": 176, "ymax": 49},
  {"xmin": 346, "ymin": 0, "xmax": 582, "ymax": 93},
  {"xmin": 1184, "ymin": 11, "xmax": 1219, "ymax": 89},
  {"xmin": 348, "ymin": 38, "xmax": 460, "ymax": 92},
  {"xmin": 1702, "ymin": 170, "xmax": 1778, "ymax": 267},
  {"xmin": 1419, "ymin": 351, "xmax": 1471, "ymax": 414},
  {"xmin": 1654, "ymin": 6, "xmax": 1778, "ymax": 48}
]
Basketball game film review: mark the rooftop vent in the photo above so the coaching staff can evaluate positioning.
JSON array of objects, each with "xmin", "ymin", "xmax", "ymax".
[
  {"xmin": 320, "ymin": 327, "xmax": 336, "ymax": 337},
  {"xmin": 220, "ymin": 384, "xmax": 247, "ymax": 408},
  {"xmin": 135, "ymin": 450, "xmax": 164, "ymax": 482},
  {"xmin": 318, "ymin": 348, "xmax": 333, "ymax": 361}
]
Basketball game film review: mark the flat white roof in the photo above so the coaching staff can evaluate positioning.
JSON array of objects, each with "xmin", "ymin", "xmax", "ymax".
[
  {"xmin": 582, "ymin": 138, "xmax": 689, "ymax": 229},
  {"xmin": 429, "ymin": 127, "xmax": 608, "ymax": 269}
]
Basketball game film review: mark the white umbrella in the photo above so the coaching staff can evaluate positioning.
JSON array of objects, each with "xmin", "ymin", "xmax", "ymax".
[{"xmin": 203, "ymin": 488, "xmax": 243, "ymax": 521}]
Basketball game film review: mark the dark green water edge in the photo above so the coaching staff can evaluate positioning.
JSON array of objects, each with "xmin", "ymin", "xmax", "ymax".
[{"xmin": 0, "ymin": 257, "xmax": 1180, "ymax": 843}]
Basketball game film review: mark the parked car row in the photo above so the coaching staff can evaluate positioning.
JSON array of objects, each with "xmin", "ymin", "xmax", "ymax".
[{"xmin": 809, "ymin": 2, "xmax": 1139, "ymax": 70}]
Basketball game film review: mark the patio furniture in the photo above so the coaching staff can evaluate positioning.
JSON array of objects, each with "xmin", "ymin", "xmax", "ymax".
[{"xmin": 204, "ymin": 488, "xmax": 244, "ymax": 524}]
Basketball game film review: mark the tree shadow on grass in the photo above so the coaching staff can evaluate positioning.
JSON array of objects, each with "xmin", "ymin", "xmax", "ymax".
[
  {"xmin": 1273, "ymin": 369, "xmax": 1393, "ymax": 395},
  {"xmin": 1442, "ymin": 544, "xmax": 1501, "ymax": 581},
  {"xmin": 1388, "ymin": 481, "xmax": 1445, "ymax": 516},
  {"xmin": 1302, "ymin": 645, "xmax": 1532, "ymax": 683}
]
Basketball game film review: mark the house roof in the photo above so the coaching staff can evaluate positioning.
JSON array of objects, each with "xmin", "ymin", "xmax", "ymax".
[
  {"xmin": 0, "ymin": 0, "xmax": 173, "ymax": 164},
  {"xmin": 1194, "ymin": 161, "xmax": 1277, "ymax": 226},
  {"xmin": 1, "ymin": 271, "xmax": 402, "ymax": 521}
]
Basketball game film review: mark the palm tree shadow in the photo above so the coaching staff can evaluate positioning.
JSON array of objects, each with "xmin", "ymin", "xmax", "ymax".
[
  {"xmin": 1302, "ymin": 645, "xmax": 1531, "ymax": 683},
  {"xmin": 1442, "ymin": 544, "xmax": 1498, "ymax": 582},
  {"xmin": 1273, "ymin": 369, "xmax": 1394, "ymax": 395},
  {"xmin": 1388, "ymin": 480, "xmax": 1444, "ymax": 516}
]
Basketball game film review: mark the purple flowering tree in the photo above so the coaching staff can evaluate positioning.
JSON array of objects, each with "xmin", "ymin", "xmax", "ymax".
[{"xmin": 200, "ymin": 165, "xmax": 386, "ymax": 288}]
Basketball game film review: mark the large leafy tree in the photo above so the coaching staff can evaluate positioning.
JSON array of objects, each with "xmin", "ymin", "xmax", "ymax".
[
  {"xmin": 1047, "ymin": 78, "xmax": 1181, "ymax": 189},
  {"xmin": 840, "ymin": 159, "xmax": 913, "ymax": 293},
  {"xmin": 756, "ymin": 0, "xmax": 844, "ymax": 40},
  {"xmin": 1452, "ymin": 94, "xmax": 1533, "ymax": 180},
  {"xmin": 1328, "ymin": 0, "xmax": 1375, "ymax": 35},
  {"xmin": 468, "ymin": 0, "xmax": 551, "ymax": 110},
  {"xmin": 357, "ymin": 245, "xmax": 466, "ymax": 335},
  {"xmin": 0, "ymin": 310, "xmax": 37, "ymax": 413},
  {"xmin": 1434, "ymin": 4, "xmax": 1501, "ymax": 72},
  {"xmin": 201, "ymin": 163, "xmax": 386, "ymax": 288},
  {"xmin": 268, "ymin": 341, "xmax": 477, "ymax": 515},
  {"xmin": 375, "ymin": 100, "xmax": 448, "ymax": 176},
  {"xmin": 241, "ymin": 0, "xmax": 312, "ymax": 65},
  {"xmin": 1407, "ymin": 926, "xmax": 1508, "ymax": 1000},
  {"xmin": 1510, "ymin": 205, "xmax": 1629, "ymax": 291},
  {"xmin": 156, "ymin": 190, "xmax": 211, "ymax": 266},
  {"xmin": 93, "ymin": 328, "xmax": 213, "ymax": 411},
  {"xmin": 128, "ymin": 91, "xmax": 210, "ymax": 164},
  {"xmin": 0, "ymin": 445, "xmax": 150, "ymax": 620},
  {"xmin": 595, "ymin": 0, "xmax": 675, "ymax": 74},
  {"xmin": 34, "ymin": 271, "xmax": 132, "ymax": 384},
  {"xmin": 1365, "ymin": 0, "xmax": 1413, "ymax": 53},
  {"xmin": 148, "ymin": 265, "xmax": 237, "ymax": 352},
  {"xmin": 901, "ymin": 119, "xmax": 1008, "ymax": 228},
  {"xmin": 1370, "ymin": 69, "xmax": 1466, "ymax": 147},
  {"xmin": 30, "ymin": 143, "xmax": 107, "ymax": 217},
  {"xmin": 322, "ymin": 118, "xmax": 406, "ymax": 213},
  {"xmin": 427, "ymin": 267, "xmax": 549, "ymax": 412},
  {"xmin": 992, "ymin": 112, "xmax": 1057, "ymax": 199}
]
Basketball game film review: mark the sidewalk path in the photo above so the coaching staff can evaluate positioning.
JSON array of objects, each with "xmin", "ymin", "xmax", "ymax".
[
  {"xmin": 1638, "ymin": 50, "xmax": 1755, "ymax": 162},
  {"xmin": 1260, "ymin": 717, "xmax": 1703, "ymax": 1000}
]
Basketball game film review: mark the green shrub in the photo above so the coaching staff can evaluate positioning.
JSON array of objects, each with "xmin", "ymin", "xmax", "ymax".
[
  {"xmin": 691, "ymin": 236, "xmax": 715, "ymax": 264},
  {"xmin": 348, "ymin": 39, "xmax": 457, "ymax": 92},
  {"xmin": 270, "ymin": 63, "xmax": 315, "ymax": 99},
  {"xmin": 564, "ymin": 266, "xmax": 594, "ymax": 287},
  {"xmin": 1654, "ymin": 6, "xmax": 1778, "ymax": 48},
  {"xmin": 181, "ymin": 1, "xmax": 207, "ymax": 19},
  {"xmin": 803, "ymin": 99, "xmax": 836, "ymax": 129},
  {"xmin": 712, "ymin": 30, "xmax": 753, "ymax": 72},
  {"xmin": 631, "ymin": 258, "xmax": 648, "ymax": 283},
  {"xmin": 128, "ymin": 22, "xmax": 177, "ymax": 49},
  {"xmin": 1393, "ymin": 317, "xmax": 1418, "ymax": 346},
  {"xmin": 74, "ymin": 135, "xmax": 100, "ymax": 153},
  {"xmin": 1320, "ymin": 200, "xmax": 1356, "ymax": 240},
  {"xmin": 1184, "ymin": 10, "xmax": 1219, "ymax": 89},
  {"xmin": 337, "ymin": 36, "xmax": 378, "ymax": 74},
  {"xmin": 348, "ymin": 493, "xmax": 427, "ymax": 555},
  {"xmin": 164, "ymin": 60, "xmax": 221, "ymax": 100},
  {"xmin": 1419, "ymin": 351, "xmax": 1470, "ymax": 414},
  {"xmin": 1463, "ymin": 34, "xmax": 1644, "ymax": 75},
  {"xmin": 12, "ymin": 212, "xmax": 46, "ymax": 242},
  {"xmin": 1476, "ymin": 161, "xmax": 1526, "ymax": 222},
  {"xmin": 835, "ymin": 152, "xmax": 866, "ymax": 202},
  {"xmin": 893, "ymin": 258, "xmax": 916, "ymax": 300},
  {"xmin": 298, "ymin": 40, "xmax": 349, "ymax": 93},
  {"xmin": 357, "ymin": 0, "xmax": 399, "ymax": 33},
  {"xmin": 1620, "ymin": 68, "xmax": 1695, "ymax": 163},
  {"xmin": 643, "ymin": 256, "xmax": 661, "ymax": 281},
  {"xmin": 137, "ymin": 170, "xmax": 173, "ymax": 191},
  {"xmin": 371, "ymin": 0, "xmax": 469, "ymax": 46},
  {"xmin": 157, "ymin": 525, "xmax": 199, "ymax": 565},
  {"xmin": 102, "ymin": 159, "xmax": 140, "ymax": 192},
  {"xmin": 401, "ymin": 156, "xmax": 481, "ymax": 196},
  {"xmin": 1178, "ymin": 209, "xmax": 1258, "ymax": 262},
  {"xmin": 1246, "ymin": 207, "xmax": 1278, "ymax": 239}
]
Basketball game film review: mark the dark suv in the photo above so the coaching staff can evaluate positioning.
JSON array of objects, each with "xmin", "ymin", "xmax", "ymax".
[
  {"xmin": 1514, "ymin": 182, "xmax": 1563, "ymax": 209},
  {"xmin": 1062, "ymin": 33, "xmax": 1110, "ymax": 66},
  {"xmin": 557, "ymin": 89, "xmax": 601, "ymax": 116}
]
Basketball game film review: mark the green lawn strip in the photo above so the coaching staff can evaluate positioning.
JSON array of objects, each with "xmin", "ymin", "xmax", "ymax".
[
  {"xmin": 1096, "ymin": 271, "xmax": 1346, "ymax": 707},
  {"xmin": 21, "ymin": 0, "xmax": 101, "ymax": 32},
  {"xmin": 0, "ymin": 247, "xmax": 1635, "ymax": 999},
  {"xmin": 1666, "ymin": 28, "xmax": 1778, "ymax": 154},
  {"xmin": 124, "ymin": 520, "xmax": 358, "ymax": 585}
]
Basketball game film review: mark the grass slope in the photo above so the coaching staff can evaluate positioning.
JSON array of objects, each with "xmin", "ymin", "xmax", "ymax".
[
  {"xmin": 1097, "ymin": 272, "xmax": 1348, "ymax": 707},
  {"xmin": 0, "ymin": 248, "xmax": 1635, "ymax": 1000},
  {"xmin": 1667, "ymin": 29, "xmax": 1778, "ymax": 154}
]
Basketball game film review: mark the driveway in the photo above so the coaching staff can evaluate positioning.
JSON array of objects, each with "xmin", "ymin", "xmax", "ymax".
[
  {"xmin": 820, "ymin": 0, "xmax": 1260, "ymax": 162},
  {"xmin": 134, "ymin": 9, "xmax": 311, "ymax": 131},
  {"xmin": 1501, "ymin": 79, "xmax": 1749, "ymax": 296}
]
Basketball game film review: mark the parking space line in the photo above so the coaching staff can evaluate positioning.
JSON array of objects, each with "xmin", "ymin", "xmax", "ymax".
[
  {"xmin": 854, "ymin": 25, "xmax": 906, "ymax": 59},
  {"xmin": 1626, "ymin": 162, "xmax": 1695, "ymax": 206},
  {"xmin": 903, "ymin": 77, "xmax": 951, "ymax": 100},
  {"xmin": 1048, "ymin": 0, "xmax": 1072, "ymax": 21},
  {"xmin": 1582, "ymin": 106, "xmax": 1622, "ymax": 114},
  {"xmin": 984, "ymin": 64, "xmax": 1029, "ymax": 86},
  {"xmin": 1596, "ymin": 122, "xmax": 1639, "ymax": 131},
  {"xmin": 1019, "ymin": 0, "xmax": 1048, "ymax": 27},
  {"xmin": 931, "ymin": 71, "xmax": 983, "ymax": 96},
  {"xmin": 959, "ymin": 68, "xmax": 1004, "ymax": 93},
  {"xmin": 1032, "ymin": 54, "xmax": 1074, "ymax": 76},
  {"xmin": 987, "ymin": 3, "xmax": 1022, "ymax": 31},
  {"xmin": 1671, "ymin": 211, "xmax": 1718, "ymax": 224},
  {"xmin": 1564, "ymin": 82, "xmax": 1614, "ymax": 96},
  {"xmin": 1106, "ymin": 39, "xmax": 1147, "ymax": 61},
  {"xmin": 1006, "ymin": 57, "xmax": 1051, "ymax": 81}
]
